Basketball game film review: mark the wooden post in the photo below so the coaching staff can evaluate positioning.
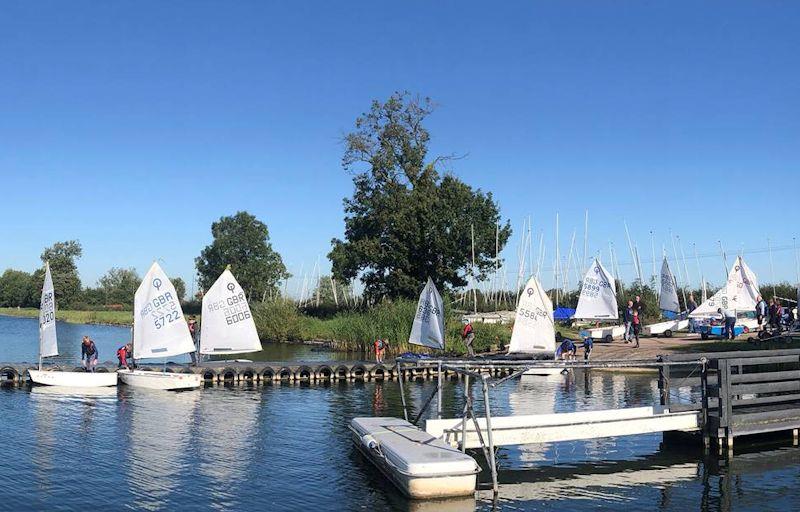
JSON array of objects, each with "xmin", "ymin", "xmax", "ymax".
[
  {"xmin": 700, "ymin": 360, "xmax": 710, "ymax": 451},
  {"xmin": 397, "ymin": 361, "xmax": 409, "ymax": 422},
  {"xmin": 461, "ymin": 373, "xmax": 470, "ymax": 453},
  {"xmin": 437, "ymin": 362, "xmax": 443, "ymax": 420},
  {"xmin": 658, "ymin": 362, "xmax": 671, "ymax": 410}
]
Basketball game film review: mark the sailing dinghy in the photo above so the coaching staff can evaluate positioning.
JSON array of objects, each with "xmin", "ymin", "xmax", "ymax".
[
  {"xmin": 689, "ymin": 256, "xmax": 761, "ymax": 337},
  {"xmin": 28, "ymin": 263, "xmax": 117, "ymax": 387},
  {"xmin": 506, "ymin": 275, "xmax": 562, "ymax": 376},
  {"xmin": 408, "ymin": 278, "xmax": 446, "ymax": 350},
  {"xmin": 118, "ymin": 262, "xmax": 202, "ymax": 390},
  {"xmin": 575, "ymin": 258, "xmax": 624, "ymax": 342},
  {"xmin": 199, "ymin": 268, "xmax": 262, "ymax": 359},
  {"xmin": 644, "ymin": 258, "xmax": 689, "ymax": 337}
]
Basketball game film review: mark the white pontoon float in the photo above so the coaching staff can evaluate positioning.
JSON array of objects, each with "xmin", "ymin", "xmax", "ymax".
[{"xmin": 350, "ymin": 417, "xmax": 479, "ymax": 499}]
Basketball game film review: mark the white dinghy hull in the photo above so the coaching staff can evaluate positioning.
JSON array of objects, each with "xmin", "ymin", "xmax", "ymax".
[
  {"xmin": 644, "ymin": 319, "xmax": 690, "ymax": 337},
  {"xmin": 350, "ymin": 417, "xmax": 478, "ymax": 499},
  {"xmin": 585, "ymin": 325, "xmax": 626, "ymax": 342},
  {"xmin": 29, "ymin": 369, "xmax": 117, "ymax": 387},
  {"xmin": 118, "ymin": 369, "xmax": 201, "ymax": 391}
]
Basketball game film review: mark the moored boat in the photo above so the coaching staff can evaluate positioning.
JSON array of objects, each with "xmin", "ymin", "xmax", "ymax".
[
  {"xmin": 118, "ymin": 262, "xmax": 201, "ymax": 391},
  {"xmin": 30, "ymin": 262, "xmax": 117, "ymax": 388},
  {"xmin": 29, "ymin": 369, "xmax": 118, "ymax": 387}
]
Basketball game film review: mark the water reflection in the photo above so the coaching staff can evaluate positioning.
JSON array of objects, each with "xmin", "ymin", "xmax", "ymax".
[
  {"xmin": 126, "ymin": 389, "xmax": 200, "ymax": 510},
  {"xmin": 194, "ymin": 386, "xmax": 262, "ymax": 508},
  {"xmin": 0, "ymin": 371, "xmax": 797, "ymax": 511}
]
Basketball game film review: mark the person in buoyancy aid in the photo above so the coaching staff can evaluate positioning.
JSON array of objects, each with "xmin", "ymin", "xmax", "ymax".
[
  {"xmin": 462, "ymin": 321, "xmax": 476, "ymax": 357},
  {"xmin": 117, "ymin": 343, "xmax": 132, "ymax": 369},
  {"xmin": 81, "ymin": 336, "xmax": 99, "ymax": 372},
  {"xmin": 554, "ymin": 332, "xmax": 577, "ymax": 361}
]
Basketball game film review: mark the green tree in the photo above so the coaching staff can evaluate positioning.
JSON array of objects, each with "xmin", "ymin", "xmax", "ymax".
[
  {"xmin": 329, "ymin": 92, "xmax": 511, "ymax": 300},
  {"xmin": 196, "ymin": 212, "xmax": 290, "ymax": 300},
  {"xmin": 173, "ymin": 277, "xmax": 187, "ymax": 302},
  {"xmin": 0, "ymin": 269, "xmax": 35, "ymax": 307},
  {"xmin": 32, "ymin": 240, "xmax": 83, "ymax": 308},
  {"xmin": 98, "ymin": 267, "xmax": 141, "ymax": 306},
  {"xmin": 81, "ymin": 287, "xmax": 106, "ymax": 306}
]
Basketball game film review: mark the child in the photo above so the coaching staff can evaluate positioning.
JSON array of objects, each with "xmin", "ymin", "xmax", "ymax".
[
  {"xmin": 632, "ymin": 310, "xmax": 641, "ymax": 348},
  {"xmin": 582, "ymin": 337, "xmax": 593, "ymax": 361}
]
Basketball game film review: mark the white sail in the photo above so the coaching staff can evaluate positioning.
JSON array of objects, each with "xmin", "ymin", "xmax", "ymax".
[
  {"xmin": 508, "ymin": 275, "xmax": 555, "ymax": 354},
  {"xmin": 574, "ymin": 258, "xmax": 618, "ymax": 320},
  {"xmin": 659, "ymin": 258, "xmax": 680, "ymax": 313},
  {"xmin": 688, "ymin": 287, "xmax": 727, "ymax": 318},
  {"xmin": 725, "ymin": 256, "xmax": 759, "ymax": 312},
  {"xmin": 408, "ymin": 278, "xmax": 445, "ymax": 350},
  {"xmin": 690, "ymin": 256, "xmax": 760, "ymax": 317},
  {"xmin": 200, "ymin": 269, "xmax": 262, "ymax": 355},
  {"xmin": 133, "ymin": 262, "xmax": 196, "ymax": 359},
  {"xmin": 39, "ymin": 263, "xmax": 58, "ymax": 358}
]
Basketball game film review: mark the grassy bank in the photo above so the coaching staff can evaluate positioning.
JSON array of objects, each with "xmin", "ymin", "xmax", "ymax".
[
  {"xmin": 0, "ymin": 307, "xmax": 133, "ymax": 326},
  {"xmin": 251, "ymin": 299, "xmax": 513, "ymax": 356}
]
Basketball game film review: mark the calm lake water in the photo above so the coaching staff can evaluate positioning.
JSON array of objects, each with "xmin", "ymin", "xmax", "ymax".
[{"xmin": 1, "ymin": 316, "xmax": 799, "ymax": 511}]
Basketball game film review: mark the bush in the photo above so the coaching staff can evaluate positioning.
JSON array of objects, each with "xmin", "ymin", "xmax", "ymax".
[{"xmin": 251, "ymin": 299, "xmax": 303, "ymax": 342}]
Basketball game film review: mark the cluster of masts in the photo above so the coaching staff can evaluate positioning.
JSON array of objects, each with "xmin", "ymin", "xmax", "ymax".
[{"xmin": 460, "ymin": 211, "xmax": 800, "ymax": 311}]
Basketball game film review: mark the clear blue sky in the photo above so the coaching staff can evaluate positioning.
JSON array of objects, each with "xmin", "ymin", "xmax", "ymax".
[{"xmin": 1, "ymin": 1, "xmax": 798, "ymax": 296}]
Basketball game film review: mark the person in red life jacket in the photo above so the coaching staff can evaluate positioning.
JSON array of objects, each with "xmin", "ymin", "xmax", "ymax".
[
  {"xmin": 117, "ymin": 343, "xmax": 132, "ymax": 369},
  {"xmin": 373, "ymin": 338, "xmax": 384, "ymax": 363},
  {"xmin": 462, "ymin": 321, "xmax": 476, "ymax": 357}
]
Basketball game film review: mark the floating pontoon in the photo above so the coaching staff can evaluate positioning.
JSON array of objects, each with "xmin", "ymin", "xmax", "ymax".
[{"xmin": 350, "ymin": 417, "xmax": 479, "ymax": 499}]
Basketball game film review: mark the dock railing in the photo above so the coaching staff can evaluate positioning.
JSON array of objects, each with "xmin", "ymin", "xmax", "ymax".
[{"xmin": 395, "ymin": 356, "xmax": 706, "ymax": 495}]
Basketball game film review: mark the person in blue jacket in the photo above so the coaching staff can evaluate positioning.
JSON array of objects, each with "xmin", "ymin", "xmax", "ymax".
[{"xmin": 554, "ymin": 332, "xmax": 577, "ymax": 361}]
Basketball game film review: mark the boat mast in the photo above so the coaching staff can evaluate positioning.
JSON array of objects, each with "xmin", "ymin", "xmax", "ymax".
[{"xmin": 767, "ymin": 238, "xmax": 777, "ymax": 298}]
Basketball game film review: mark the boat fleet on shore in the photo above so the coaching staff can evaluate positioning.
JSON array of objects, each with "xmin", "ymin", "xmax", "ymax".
[{"xmin": 28, "ymin": 261, "xmax": 262, "ymax": 391}]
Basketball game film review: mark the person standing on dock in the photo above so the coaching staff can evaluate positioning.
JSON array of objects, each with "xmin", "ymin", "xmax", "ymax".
[
  {"xmin": 756, "ymin": 295, "xmax": 768, "ymax": 332},
  {"xmin": 631, "ymin": 310, "xmax": 641, "ymax": 348},
  {"xmin": 769, "ymin": 299, "xmax": 783, "ymax": 330},
  {"xmin": 462, "ymin": 320, "xmax": 476, "ymax": 357},
  {"xmin": 582, "ymin": 336, "xmax": 593, "ymax": 360},
  {"xmin": 687, "ymin": 293, "xmax": 698, "ymax": 333},
  {"xmin": 719, "ymin": 308, "xmax": 736, "ymax": 340},
  {"xmin": 81, "ymin": 336, "xmax": 99, "ymax": 372},
  {"xmin": 633, "ymin": 295, "xmax": 644, "ymax": 322},
  {"xmin": 623, "ymin": 300, "xmax": 634, "ymax": 342},
  {"xmin": 373, "ymin": 338, "xmax": 384, "ymax": 363},
  {"xmin": 188, "ymin": 316, "xmax": 200, "ymax": 364}
]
